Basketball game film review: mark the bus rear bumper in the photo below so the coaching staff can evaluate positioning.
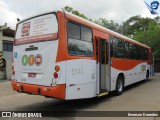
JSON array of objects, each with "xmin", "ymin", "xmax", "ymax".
[{"xmin": 11, "ymin": 80, "xmax": 66, "ymax": 99}]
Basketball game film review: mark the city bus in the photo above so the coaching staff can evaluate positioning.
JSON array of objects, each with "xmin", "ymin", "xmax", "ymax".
[{"xmin": 11, "ymin": 10, "xmax": 153, "ymax": 100}]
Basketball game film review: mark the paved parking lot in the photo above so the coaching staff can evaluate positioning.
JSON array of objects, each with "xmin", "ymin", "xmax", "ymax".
[
  {"xmin": 0, "ymin": 80, "xmax": 18, "ymax": 97},
  {"xmin": 0, "ymin": 74, "xmax": 160, "ymax": 120}
]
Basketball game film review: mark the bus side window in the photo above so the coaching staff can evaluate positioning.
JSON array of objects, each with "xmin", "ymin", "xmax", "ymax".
[
  {"xmin": 125, "ymin": 41, "xmax": 129, "ymax": 59},
  {"xmin": 129, "ymin": 43, "xmax": 134, "ymax": 59},
  {"xmin": 117, "ymin": 38, "xmax": 125, "ymax": 58},
  {"xmin": 112, "ymin": 37, "xmax": 118, "ymax": 58},
  {"xmin": 67, "ymin": 22, "xmax": 93, "ymax": 56},
  {"xmin": 135, "ymin": 45, "xmax": 140, "ymax": 60},
  {"xmin": 112, "ymin": 37, "xmax": 125, "ymax": 59},
  {"xmin": 144, "ymin": 49, "xmax": 149, "ymax": 60}
]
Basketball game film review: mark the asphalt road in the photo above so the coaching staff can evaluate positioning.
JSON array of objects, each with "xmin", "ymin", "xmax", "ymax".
[{"xmin": 0, "ymin": 74, "xmax": 160, "ymax": 120}]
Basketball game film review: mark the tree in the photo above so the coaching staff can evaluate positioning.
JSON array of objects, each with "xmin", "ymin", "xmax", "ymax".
[
  {"xmin": 132, "ymin": 19, "xmax": 160, "ymax": 59},
  {"xmin": 122, "ymin": 15, "xmax": 156, "ymax": 37},
  {"xmin": 95, "ymin": 18, "xmax": 123, "ymax": 34},
  {"xmin": 64, "ymin": 6, "xmax": 91, "ymax": 21}
]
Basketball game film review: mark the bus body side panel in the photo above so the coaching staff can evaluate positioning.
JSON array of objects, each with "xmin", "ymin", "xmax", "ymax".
[
  {"xmin": 110, "ymin": 59, "xmax": 149, "ymax": 91},
  {"xmin": 65, "ymin": 59, "xmax": 96, "ymax": 100}
]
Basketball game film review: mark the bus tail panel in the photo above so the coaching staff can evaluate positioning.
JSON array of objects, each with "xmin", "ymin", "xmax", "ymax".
[
  {"xmin": 11, "ymin": 80, "xmax": 66, "ymax": 99},
  {"xmin": 13, "ymin": 40, "xmax": 59, "ymax": 86}
]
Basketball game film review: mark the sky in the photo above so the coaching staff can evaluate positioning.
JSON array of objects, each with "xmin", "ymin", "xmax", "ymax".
[{"xmin": 0, "ymin": 0, "xmax": 157, "ymax": 29}]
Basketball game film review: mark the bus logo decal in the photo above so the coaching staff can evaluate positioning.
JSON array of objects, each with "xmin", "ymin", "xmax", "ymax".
[
  {"xmin": 35, "ymin": 54, "xmax": 42, "ymax": 66},
  {"xmin": 28, "ymin": 55, "xmax": 35, "ymax": 66},
  {"xmin": 22, "ymin": 55, "xmax": 28, "ymax": 66}
]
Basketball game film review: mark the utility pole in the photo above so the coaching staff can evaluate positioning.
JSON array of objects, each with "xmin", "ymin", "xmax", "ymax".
[{"xmin": 0, "ymin": 23, "xmax": 7, "ymax": 69}]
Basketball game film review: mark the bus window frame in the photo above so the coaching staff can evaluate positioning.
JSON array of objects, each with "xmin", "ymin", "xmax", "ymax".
[
  {"xmin": 110, "ymin": 35, "xmax": 150, "ymax": 61},
  {"xmin": 66, "ymin": 20, "xmax": 94, "ymax": 57},
  {"xmin": 14, "ymin": 12, "xmax": 59, "ymax": 46}
]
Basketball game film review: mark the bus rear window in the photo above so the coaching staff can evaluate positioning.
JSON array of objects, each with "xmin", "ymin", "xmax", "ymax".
[{"xmin": 15, "ymin": 13, "xmax": 58, "ymax": 45}]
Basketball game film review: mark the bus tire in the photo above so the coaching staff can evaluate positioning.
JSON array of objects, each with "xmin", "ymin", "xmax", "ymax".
[{"xmin": 115, "ymin": 75, "xmax": 124, "ymax": 96}]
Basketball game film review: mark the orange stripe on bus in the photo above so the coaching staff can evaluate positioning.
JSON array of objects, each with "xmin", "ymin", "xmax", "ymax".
[{"xmin": 112, "ymin": 58, "xmax": 148, "ymax": 71}]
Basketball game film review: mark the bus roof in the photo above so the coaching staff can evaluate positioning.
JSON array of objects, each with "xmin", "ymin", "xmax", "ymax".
[
  {"xmin": 17, "ymin": 10, "xmax": 150, "ymax": 49},
  {"xmin": 64, "ymin": 11, "xmax": 150, "ymax": 49}
]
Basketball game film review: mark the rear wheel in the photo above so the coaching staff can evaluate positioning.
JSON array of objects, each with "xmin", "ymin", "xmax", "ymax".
[{"xmin": 115, "ymin": 75, "xmax": 124, "ymax": 95}]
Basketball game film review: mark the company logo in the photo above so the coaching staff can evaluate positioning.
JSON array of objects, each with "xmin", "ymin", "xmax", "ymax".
[
  {"xmin": 2, "ymin": 112, "xmax": 11, "ymax": 117},
  {"xmin": 21, "ymin": 22, "xmax": 31, "ymax": 37},
  {"xmin": 1, "ymin": 112, "xmax": 42, "ymax": 118},
  {"xmin": 151, "ymin": 1, "xmax": 159, "ymax": 9},
  {"xmin": 144, "ymin": 0, "xmax": 160, "ymax": 14}
]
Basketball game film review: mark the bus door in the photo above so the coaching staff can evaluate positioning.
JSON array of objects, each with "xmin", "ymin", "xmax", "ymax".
[{"xmin": 96, "ymin": 37, "xmax": 110, "ymax": 95}]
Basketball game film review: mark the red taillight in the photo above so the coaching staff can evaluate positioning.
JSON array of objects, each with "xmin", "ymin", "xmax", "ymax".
[
  {"xmin": 53, "ymin": 72, "xmax": 58, "ymax": 78},
  {"xmin": 12, "ymin": 71, "xmax": 15, "ymax": 75},
  {"xmin": 12, "ymin": 64, "xmax": 15, "ymax": 75},
  {"xmin": 12, "ymin": 65, "xmax": 14, "ymax": 70}
]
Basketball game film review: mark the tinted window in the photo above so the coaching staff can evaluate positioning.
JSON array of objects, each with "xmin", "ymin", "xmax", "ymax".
[
  {"xmin": 117, "ymin": 39, "xmax": 125, "ymax": 58},
  {"xmin": 134, "ymin": 45, "xmax": 139, "ymax": 60},
  {"xmin": 141, "ymin": 47, "xmax": 147, "ymax": 60},
  {"xmin": 112, "ymin": 37, "xmax": 125, "ymax": 58},
  {"xmin": 68, "ymin": 23, "xmax": 80, "ymax": 39},
  {"xmin": 68, "ymin": 22, "xmax": 93, "ymax": 56},
  {"xmin": 68, "ymin": 38, "xmax": 93, "ymax": 56},
  {"xmin": 81, "ymin": 26, "xmax": 92, "ymax": 42},
  {"xmin": 144, "ymin": 49, "xmax": 149, "ymax": 60},
  {"xmin": 129, "ymin": 43, "xmax": 135, "ymax": 59},
  {"xmin": 125, "ymin": 42, "xmax": 130, "ymax": 59},
  {"xmin": 112, "ymin": 37, "xmax": 118, "ymax": 58}
]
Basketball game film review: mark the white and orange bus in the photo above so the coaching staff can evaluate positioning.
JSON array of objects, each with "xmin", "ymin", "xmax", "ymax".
[{"xmin": 11, "ymin": 10, "xmax": 153, "ymax": 100}]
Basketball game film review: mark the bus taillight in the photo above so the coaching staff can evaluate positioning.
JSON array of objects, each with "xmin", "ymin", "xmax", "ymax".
[
  {"xmin": 12, "ymin": 64, "xmax": 15, "ymax": 75},
  {"xmin": 12, "ymin": 71, "xmax": 15, "ymax": 76},
  {"xmin": 53, "ymin": 72, "xmax": 58, "ymax": 78},
  {"xmin": 55, "ymin": 65, "xmax": 60, "ymax": 72}
]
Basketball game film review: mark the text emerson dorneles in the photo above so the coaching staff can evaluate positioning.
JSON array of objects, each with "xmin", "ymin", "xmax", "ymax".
[{"xmin": 128, "ymin": 112, "xmax": 158, "ymax": 117}]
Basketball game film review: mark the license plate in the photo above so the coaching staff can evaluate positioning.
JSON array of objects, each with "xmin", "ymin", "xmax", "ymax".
[{"xmin": 28, "ymin": 73, "xmax": 36, "ymax": 78}]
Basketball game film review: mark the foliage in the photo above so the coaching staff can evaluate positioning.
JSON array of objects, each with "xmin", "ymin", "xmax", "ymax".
[
  {"xmin": 95, "ymin": 18, "xmax": 123, "ymax": 34},
  {"xmin": 123, "ymin": 15, "xmax": 160, "ymax": 59},
  {"xmin": 64, "ymin": 6, "xmax": 92, "ymax": 21},
  {"xmin": 133, "ymin": 22, "xmax": 160, "ymax": 59}
]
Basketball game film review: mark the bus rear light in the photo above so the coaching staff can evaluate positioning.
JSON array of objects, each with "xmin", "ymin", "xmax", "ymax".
[
  {"xmin": 12, "ymin": 71, "xmax": 15, "ymax": 75},
  {"xmin": 12, "ymin": 65, "xmax": 14, "ymax": 70},
  {"xmin": 53, "ymin": 72, "xmax": 58, "ymax": 78},
  {"xmin": 12, "ymin": 64, "xmax": 15, "ymax": 75},
  {"xmin": 55, "ymin": 65, "xmax": 60, "ymax": 72}
]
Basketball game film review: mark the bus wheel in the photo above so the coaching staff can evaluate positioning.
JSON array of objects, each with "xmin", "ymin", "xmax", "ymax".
[{"xmin": 115, "ymin": 75, "xmax": 124, "ymax": 95}]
